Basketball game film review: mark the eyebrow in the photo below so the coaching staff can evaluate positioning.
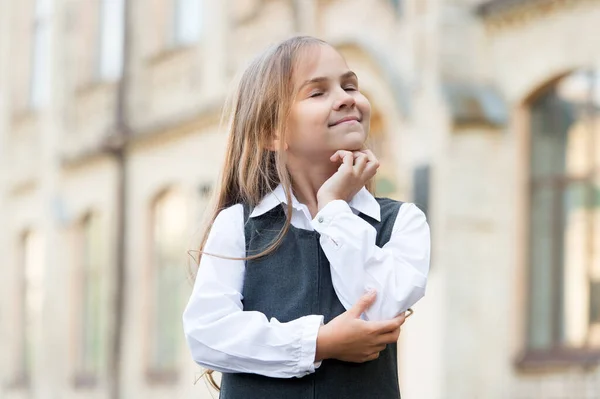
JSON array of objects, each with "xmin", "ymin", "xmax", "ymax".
[{"xmin": 299, "ymin": 71, "xmax": 358, "ymax": 90}]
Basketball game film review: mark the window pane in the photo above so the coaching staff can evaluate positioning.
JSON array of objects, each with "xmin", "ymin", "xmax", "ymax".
[
  {"xmin": 590, "ymin": 282, "xmax": 600, "ymax": 332},
  {"xmin": 564, "ymin": 119, "xmax": 593, "ymax": 177},
  {"xmin": 557, "ymin": 69, "xmax": 600, "ymax": 108},
  {"xmin": 30, "ymin": 0, "xmax": 52, "ymax": 108},
  {"xmin": 529, "ymin": 90, "xmax": 573, "ymax": 180},
  {"xmin": 154, "ymin": 258, "xmax": 182, "ymax": 366},
  {"xmin": 151, "ymin": 192, "xmax": 187, "ymax": 370},
  {"xmin": 389, "ymin": 0, "xmax": 403, "ymax": 13},
  {"xmin": 591, "ymin": 69, "xmax": 600, "ymax": 346},
  {"xmin": 79, "ymin": 214, "xmax": 105, "ymax": 375},
  {"xmin": 21, "ymin": 231, "xmax": 45, "ymax": 382},
  {"xmin": 173, "ymin": 0, "xmax": 201, "ymax": 45},
  {"xmin": 99, "ymin": 0, "xmax": 124, "ymax": 81},
  {"xmin": 528, "ymin": 185, "xmax": 556, "ymax": 349},
  {"xmin": 559, "ymin": 71, "xmax": 600, "ymax": 178},
  {"xmin": 591, "ymin": 178, "xmax": 600, "ymax": 346},
  {"xmin": 562, "ymin": 182, "xmax": 592, "ymax": 347},
  {"xmin": 413, "ymin": 165, "xmax": 430, "ymax": 219},
  {"xmin": 35, "ymin": 0, "xmax": 53, "ymax": 17}
]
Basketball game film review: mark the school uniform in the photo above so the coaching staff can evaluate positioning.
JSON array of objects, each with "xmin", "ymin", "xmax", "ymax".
[{"xmin": 183, "ymin": 184, "xmax": 430, "ymax": 398}]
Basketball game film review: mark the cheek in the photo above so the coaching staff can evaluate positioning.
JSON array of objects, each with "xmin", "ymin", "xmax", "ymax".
[
  {"xmin": 357, "ymin": 95, "xmax": 372, "ymax": 124},
  {"xmin": 293, "ymin": 103, "xmax": 328, "ymax": 131},
  {"xmin": 288, "ymin": 107, "xmax": 318, "ymax": 147}
]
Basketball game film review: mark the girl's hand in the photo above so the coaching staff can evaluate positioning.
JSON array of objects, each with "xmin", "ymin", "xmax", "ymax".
[
  {"xmin": 315, "ymin": 290, "xmax": 406, "ymax": 363},
  {"xmin": 317, "ymin": 150, "xmax": 380, "ymax": 211}
]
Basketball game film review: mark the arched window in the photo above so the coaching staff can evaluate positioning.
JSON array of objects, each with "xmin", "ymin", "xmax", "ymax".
[
  {"xmin": 148, "ymin": 189, "xmax": 188, "ymax": 379},
  {"xmin": 528, "ymin": 69, "xmax": 600, "ymax": 350}
]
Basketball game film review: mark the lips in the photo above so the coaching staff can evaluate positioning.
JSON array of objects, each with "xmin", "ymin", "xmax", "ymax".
[{"xmin": 329, "ymin": 116, "xmax": 361, "ymax": 127}]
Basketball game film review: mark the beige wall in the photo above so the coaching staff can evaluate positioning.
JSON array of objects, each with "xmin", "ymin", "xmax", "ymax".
[
  {"xmin": 481, "ymin": 1, "xmax": 600, "ymax": 397},
  {"xmin": 1, "ymin": 0, "xmax": 600, "ymax": 398}
]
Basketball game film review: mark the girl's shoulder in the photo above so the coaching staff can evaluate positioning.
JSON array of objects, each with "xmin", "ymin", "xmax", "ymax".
[{"xmin": 213, "ymin": 203, "xmax": 245, "ymax": 228}]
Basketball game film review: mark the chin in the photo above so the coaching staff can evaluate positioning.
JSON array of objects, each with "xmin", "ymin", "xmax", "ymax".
[
  {"xmin": 343, "ymin": 131, "xmax": 367, "ymax": 151},
  {"xmin": 343, "ymin": 143, "xmax": 364, "ymax": 151}
]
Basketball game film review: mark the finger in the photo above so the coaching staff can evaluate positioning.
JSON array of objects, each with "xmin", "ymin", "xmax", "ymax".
[
  {"xmin": 361, "ymin": 149, "xmax": 380, "ymax": 171},
  {"xmin": 330, "ymin": 150, "xmax": 349, "ymax": 163},
  {"xmin": 348, "ymin": 290, "xmax": 377, "ymax": 318},
  {"xmin": 353, "ymin": 151, "xmax": 368, "ymax": 174},
  {"xmin": 379, "ymin": 313, "xmax": 406, "ymax": 332},
  {"xmin": 360, "ymin": 149, "xmax": 376, "ymax": 160},
  {"xmin": 369, "ymin": 313, "xmax": 406, "ymax": 333},
  {"xmin": 378, "ymin": 327, "xmax": 401, "ymax": 344},
  {"xmin": 365, "ymin": 155, "xmax": 379, "ymax": 175},
  {"xmin": 365, "ymin": 352, "xmax": 380, "ymax": 362},
  {"xmin": 363, "ymin": 161, "xmax": 380, "ymax": 180},
  {"xmin": 373, "ymin": 343, "xmax": 387, "ymax": 352},
  {"xmin": 341, "ymin": 151, "xmax": 354, "ymax": 170},
  {"xmin": 394, "ymin": 312, "xmax": 407, "ymax": 328}
]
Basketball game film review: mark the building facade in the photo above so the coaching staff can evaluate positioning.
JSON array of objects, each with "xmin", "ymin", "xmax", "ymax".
[{"xmin": 0, "ymin": 0, "xmax": 599, "ymax": 398}]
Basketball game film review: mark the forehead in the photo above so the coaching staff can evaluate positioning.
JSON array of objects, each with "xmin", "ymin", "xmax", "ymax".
[{"xmin": 293, "ymin": 44, "xmax": 350, "ymax": 84}]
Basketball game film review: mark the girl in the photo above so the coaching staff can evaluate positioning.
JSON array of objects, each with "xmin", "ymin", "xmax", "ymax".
[{"xmin": 183, "ymin": 36, "xmax": 430, "ymax": 399}]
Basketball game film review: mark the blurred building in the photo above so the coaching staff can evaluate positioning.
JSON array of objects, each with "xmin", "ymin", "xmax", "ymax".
[{"xmin": 0, "ymin": 0, "xmax": 599, "ymax": 398}]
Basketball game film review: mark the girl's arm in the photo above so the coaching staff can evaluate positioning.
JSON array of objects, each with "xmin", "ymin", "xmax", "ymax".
[
  {"xmin": 183, "ymin": 204, "xmax": 323, "ymax": 378},
  {"xmin": 311, "ymin": 200, "xmax": 430, "ymax": 321}
]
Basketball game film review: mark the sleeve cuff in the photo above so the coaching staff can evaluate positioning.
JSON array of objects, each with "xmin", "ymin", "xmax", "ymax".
[
  {"xmin": 312, "ymin": 200, "xmax": 352, "ymax": 232},
  {"xmin": 297, "ymin": 315, "xmax": 324, "ymax": 375}
]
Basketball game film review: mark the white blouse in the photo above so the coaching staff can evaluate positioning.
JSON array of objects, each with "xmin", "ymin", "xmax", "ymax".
[{"xmin": 183, "ymin": 184, "xmax": 430, "ymax": 378}]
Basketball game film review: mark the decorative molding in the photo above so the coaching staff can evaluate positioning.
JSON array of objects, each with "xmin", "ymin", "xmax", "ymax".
[
  {"xmin": 478, "ymin": 0, "xmax": 577, "ymax": 16},
  {"xmin": 145, "ymin": 368, "xmax": 179, "ymax": 386},
  {"xmin": 9, "ymin": 107, "xmax": 39, "ymax": 129},
  {"xmin": 515, "ymin": 347, "xmax": 600, "ymax": 371},
  {"xmin": 442, "ymin": 82, "xmax": 509, "ymax": 128},
  {"xmin": 7, "ymin": 178, "xmax": 37, "ymax": 197},
  {"xmin": 74, "ymin": 78, "xmax": 117, "ymax": 99},
  {"xmin": 4, "ymin": 373, "xmax": 30, "ymax": 391},
  {"xmin": 60, "ymin": 98, "xmax": 223, "ymax": 169},
  {"xmin": 232, "ymin": 0, "xmax": 268, "ymax": 26},
  {"xmin": 476, "ymin": 0, "xmax": 591, "ymax": 30},
  {"xmin": 72, "ymin": 372, "xmax": 98, "ymax": 390},
  {"xmin": 145, "ymin": 44, "xmax": 195, "ymax": 67}
]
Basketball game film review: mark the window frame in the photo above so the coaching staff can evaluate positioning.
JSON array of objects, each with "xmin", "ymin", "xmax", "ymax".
[{"xmin": 518, "ymin": 69, "xmax": 600, "ymax": 370}]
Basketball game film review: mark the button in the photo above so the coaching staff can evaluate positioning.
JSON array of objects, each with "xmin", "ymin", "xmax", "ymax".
[{"xmin": 318, "ymin": 216, "xmax": 324, "ymax": 223}]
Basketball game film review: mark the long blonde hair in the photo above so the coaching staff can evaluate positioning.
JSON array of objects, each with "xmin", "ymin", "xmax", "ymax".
[{"xmin": 191, "ymin": 35, "xmax": 373, "ymax": 391}]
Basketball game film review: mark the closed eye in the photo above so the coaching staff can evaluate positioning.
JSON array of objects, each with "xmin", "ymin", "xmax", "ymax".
[
  {"xmin": 344, "ymin": 86, "xmax": 357, "ymax": 92},
  {"xmin": 309, "ymin": 92, "xmax": 324, "ymax": 98}
]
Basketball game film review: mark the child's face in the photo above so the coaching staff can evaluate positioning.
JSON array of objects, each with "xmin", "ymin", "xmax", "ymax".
[{"xmin": 286, "ymin": 44, "xmax": 371, "ymax": 159}]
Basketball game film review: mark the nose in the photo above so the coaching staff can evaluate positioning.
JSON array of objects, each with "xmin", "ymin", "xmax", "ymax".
[{"xmin": 333, "ymin": 88, "xmax": 356, "ymax": 110}]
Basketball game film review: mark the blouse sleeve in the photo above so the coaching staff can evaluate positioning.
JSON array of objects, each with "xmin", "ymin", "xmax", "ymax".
[
  {"xmin": 311, "ymin": 200, "xmax": 430, "ymax": 321},
  {"xmin": 183, "ymin": 204, "xmax": 324, "ymax": 378}
]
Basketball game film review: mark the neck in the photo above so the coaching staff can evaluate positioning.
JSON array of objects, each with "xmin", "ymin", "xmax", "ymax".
[{"xmin": 286, "ymin": 154, "xmax": 337, "ymax": 218}]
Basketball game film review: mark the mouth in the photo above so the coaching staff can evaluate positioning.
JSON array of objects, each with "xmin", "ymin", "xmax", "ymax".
[{"xmin": 329, "ymin": 116, "xmax": 361, "ymax": 127}]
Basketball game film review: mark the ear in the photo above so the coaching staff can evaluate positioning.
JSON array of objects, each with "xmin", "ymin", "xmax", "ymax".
[{"xmin": 265, "ymin": 131, "xmax": 288, "ymax": 151}]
